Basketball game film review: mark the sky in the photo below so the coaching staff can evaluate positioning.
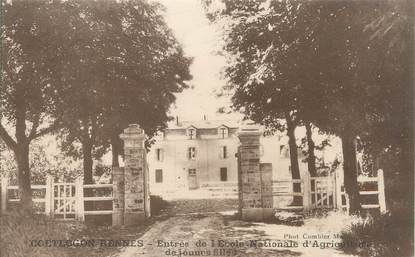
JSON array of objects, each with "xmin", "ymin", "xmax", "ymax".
[
  {"xmin": 1, "ymin": 0, "xmax": 343, "ymax": 170},
  {"xmin": 153, "ymin": 1, "xmax": 343, "ymax": 161},
  {"xmin": 156, "ymin": 0, "xmax": 239, "ymax": 122}
]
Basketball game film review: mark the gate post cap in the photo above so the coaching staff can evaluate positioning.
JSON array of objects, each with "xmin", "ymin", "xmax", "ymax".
[
  {"xmin": 237, "ymin": 123, "xmax": 263, "ymax": 137},
  {"xmin": 122, "ymin": 124, "xmax": 144, "ymax": 134},
  {"xmin": 120, "ymin": 124, "xmax": 146, "ymax": 141}
]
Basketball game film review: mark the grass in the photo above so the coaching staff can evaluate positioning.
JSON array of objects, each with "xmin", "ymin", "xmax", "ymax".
[
  {"xmin": 0, "ymin": 195, "xmax": 171, "ymax": 257},
  {"xmin": 0, "ymin": 210, "xmax": 158, "ymax": 257},
  {"xmin": 0, "ymin": 209, "xmax": 70, "ymax": 257},
  {"xmin": 340, "ymin": 207, "xmax": 413, "ymax": 257}
]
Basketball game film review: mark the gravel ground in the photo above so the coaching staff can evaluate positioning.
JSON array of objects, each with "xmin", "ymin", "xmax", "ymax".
[
  {"xmin": 115, "ymin": 213, "xmax": 357, "ymax": 257},
  {"xmin": 53, "ymin": 199, "xmax": 357, "ymax": 257},
  {"xmin": 114, "ymin": 199, "xmax": 356, "ymax": 257},
  {"xmin": 165, "ymin": 199, "xmax": 238, "ymax": 215}
]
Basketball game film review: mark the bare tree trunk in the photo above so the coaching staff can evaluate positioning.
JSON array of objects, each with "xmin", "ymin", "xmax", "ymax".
[
  {"xmin": 341, "ymin": 131, "xmax": 361, "ymax": 214},
  {"xmin": 14, "ymin": 95, "xmax": 33, "ymax": 210},
  {"xmin": 14, "ymin": 142, "xmax": 32, "ymax": 210},
  {"xmin": 285, "ymin": 112, "xmax": 301, "ymax": 206},
  {"xmin": 82, "ymin": 141, "xmax": 93, "ymax": 184},
  {"xmin": 305, "ymin": 122, "xmax": 317, "ymax": 177},
  {"xmin": 286, "ymin": 113, "xmax": 300, "ymax": 179}
]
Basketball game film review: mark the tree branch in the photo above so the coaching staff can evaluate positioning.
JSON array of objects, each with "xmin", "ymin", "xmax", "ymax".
[
  {"xmin": 0, "ymin": 122, "xmax": 17, "ymax": 150},
  {"xmin": 28, "ymin": 114, "xmax": 41, "ymax": 139},
  {"xmin": 30, "ymin": 119, "xmax": 61, "ymax": 140}
]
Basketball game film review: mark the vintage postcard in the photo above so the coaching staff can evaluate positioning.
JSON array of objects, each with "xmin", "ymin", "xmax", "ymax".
[{"xmin": 0, "ymin": 0, "xmax": 413, "ymax": 257}]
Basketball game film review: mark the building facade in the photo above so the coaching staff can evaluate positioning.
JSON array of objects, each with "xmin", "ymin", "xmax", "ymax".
[
  {"xmin": 147, "ymin": 119, "xmax": 309, "ymax": 197},
  {"xmin": 148, "ymin": 120, "xmax": 240, "ymax": 195}
]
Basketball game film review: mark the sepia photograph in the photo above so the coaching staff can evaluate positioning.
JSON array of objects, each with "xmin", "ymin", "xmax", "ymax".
[{"xmin": 0, "ymin": 0, "xmax": 413, "ymax": 256}]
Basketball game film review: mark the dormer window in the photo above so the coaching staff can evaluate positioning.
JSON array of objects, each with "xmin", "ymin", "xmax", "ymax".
[
  {"xmin": 186, "ymin": 126, "xmax": 197, "ymax": 140},
  {"xmin": 218, "ymin": 126, "xmax": 229, "ymax": 139}
]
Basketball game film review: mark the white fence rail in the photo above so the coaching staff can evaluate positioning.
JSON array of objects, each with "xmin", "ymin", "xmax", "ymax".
[
  {"xmin": 273, "ymin": 169, "xmax": 387, "ymax": 213},
  {"xmin": 0, "ymin": 176, "xmax": 113, "ymax": 221},
  {"xmin": 0, "ymin": 169, "xmax": 387, "ymax": 217},
  {"xmin": 199, "ymin": 181, "xmax": 238, "ymax": 198},
  {"xmin": 338, "ymin": 169, "xmax": 387, "ymax": 213},
  {"xmin": 272, "ymin": 179, "xmax": 304, "ymax": 210}
]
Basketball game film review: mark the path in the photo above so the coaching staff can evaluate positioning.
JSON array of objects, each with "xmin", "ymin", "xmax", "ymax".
[{"xmin": 115, "ymin": 210, "xmax": 357, "ymax": 257}]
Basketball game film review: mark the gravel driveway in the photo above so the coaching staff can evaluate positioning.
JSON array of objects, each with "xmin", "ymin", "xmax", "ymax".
[{"xmin": 115, "ymin": 202, "xmax": 356, "ymax": 257}]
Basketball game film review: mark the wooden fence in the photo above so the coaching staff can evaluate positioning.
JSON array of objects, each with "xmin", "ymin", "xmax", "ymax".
[
  {"xmin": 0, "ymin": 176, "xmax": 113, "ymax": 221},
  {"xmin": 339, "ymin": 169, "xmax": 387, "ymax": 213},
  {"xmin": 199, "ymin": 181, "xmax": 238, "ymax": 198},
  {"xmin": 0, "ymin": 169, "xmax": 387, "ymax": 217},
  {"xmin": 272, "ymin": 179, "xmax": 304, "ymax": 210},
  {"xmin": 272, "ymin": 169, "xmax": 387, "ymax": 213}
]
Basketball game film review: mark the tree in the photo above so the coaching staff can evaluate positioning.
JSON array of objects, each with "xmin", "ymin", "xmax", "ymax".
[
  {"xmin": 203, "ymin": 0, "xmax": 323, "ymax": 205},
  {"xmin": 306, "ymin": 0, "xmax": 412, "ymax": 213},
  {"xmin": 354, "ymin": 0, "xmax": 414, "ymax": 211},
  {"xmin": 0, "ymin": 1, "xmax": 72, "ymax": 208},
  {"xmin": 205, "ymin": 0, "xmax": 412, "ymax": 214},
  {"xmin": 304, "ymin": 122, "xmax": 317, "ymax": 177},
  {"xmin": 103, "ymin": 0, "xmax": 192, "ymax": 167},
  {"xmin": 56, "ymin": 0, "xmax": 192, "ymax": 183}
]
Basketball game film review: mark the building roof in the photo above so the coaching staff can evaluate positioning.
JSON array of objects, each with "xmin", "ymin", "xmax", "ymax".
[{"xmin": 167, "ymin": 119, "xmax": 242, "ymax": 130}]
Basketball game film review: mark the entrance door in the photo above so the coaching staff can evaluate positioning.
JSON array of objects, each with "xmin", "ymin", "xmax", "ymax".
[
  {"xmin": 188, "ymin": 169, "xmax": 198, "ymax": 190},
  {"xmin": 220, "ymin": 167, "xmax": 228, "ymax": 181}
]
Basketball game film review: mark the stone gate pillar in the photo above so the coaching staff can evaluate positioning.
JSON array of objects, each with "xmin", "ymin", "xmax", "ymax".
[
  {"xmin": 237, "ymin": 125, "xmax": 273, "ymax": 221},
  {"xmin": 112, "ymin": 166, "xmax": 125, "ymax": 226},
  {"xmin": 113, "ymin": 124, "xmax": 150, "ymax": 226}
]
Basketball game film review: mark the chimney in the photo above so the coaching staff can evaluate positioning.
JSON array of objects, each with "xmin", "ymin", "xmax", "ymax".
[
  {"xmin": 176, "ymin": 116, "xmax": 179, "ymax": 126},
  {"xmin": 203, "ymin": 115, "xmax": 207, "ymax": 121}
]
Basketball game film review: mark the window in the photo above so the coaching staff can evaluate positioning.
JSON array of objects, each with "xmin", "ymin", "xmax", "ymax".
[
  {"xmin": 188, "ymin": 168, "xmax": 196, "ymax": 176},
  {"xmin": 155, "ymin": 169, "xmax": 163, "ymax": 183},
  {"xmin": 219, "ymin": 146, "xmax": 228, "ymax": 159},
  {"xmin": 219, "ymin": 127, "xmax": 228, "ymax": 139},
  {"xmin": 188, "ymin": 147, "xmax": 196, "ymax": 160},
  {"xmin": 187, "ymin": 128, "xmax": 197, "ymax": 139},
  {"xmin": 155, "ymin": 148, "xmax": 163, "ymax": 162},
  {"xmin": 220, "ymin": 168, "xmax": 228, "ymax": 181},
  {"xmin": 189, "ymin": 129, "xmax": 196, "ymax": 139}
]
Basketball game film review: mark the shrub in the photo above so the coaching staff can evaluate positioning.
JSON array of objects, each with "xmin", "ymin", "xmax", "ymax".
[
  {"xmin": 340, "ymin": 210, "xmax": 413, "ymax": 257},
  {"xmin": 0, "ymin": 209, "xmax": 70, "ymax": 257},
  {"xmin": 150, "ymin": 195, "xmax": 168, "ymax": 216}
]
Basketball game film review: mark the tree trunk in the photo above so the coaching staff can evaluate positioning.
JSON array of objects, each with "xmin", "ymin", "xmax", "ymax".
[
  {"xmin": 341, "ymin": 132, "xmax": 361, "ymax": 214},
  {"xmin": 305, "ymin": 122, "xmax": 317, "ymax": 177},
  {"xmin": 111, "ymin": 134, "xmax": 120, "ymax": 168},
  {"xmin": 286, "ymin": 113, "xmax": 300, "ymax": 179},
  {"xmin": 285, "ymin": 112, "xmax": 301, "ymax": 206},
  {"xmin": 14, "ymin": 94, "xmax": 33, "ymax": 210},
  {"xmin": 14, "ymin": 142, "xmax": 32, "ymax": 210},
  {"xmin": 82, "ymin": 141, "xmax": 94, "ymax": 184}
]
